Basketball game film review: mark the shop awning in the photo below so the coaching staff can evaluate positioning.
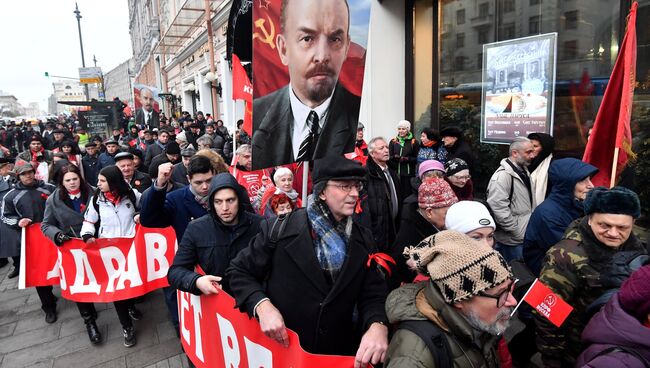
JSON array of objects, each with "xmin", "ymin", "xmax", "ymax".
[{"xmin": 155, "ymin": 0, "xmax": 224, "ymax": 55}]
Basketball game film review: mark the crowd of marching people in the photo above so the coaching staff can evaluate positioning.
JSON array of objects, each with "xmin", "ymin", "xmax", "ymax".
[{"xmin": 0, "ymin": 113, "xmax": 649, "ymax": 368}]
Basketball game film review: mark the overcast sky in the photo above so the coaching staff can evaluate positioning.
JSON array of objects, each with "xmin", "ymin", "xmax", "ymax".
[{"xmin": 0, "ymin": 1, "xmax": 132, "ymax": 110}]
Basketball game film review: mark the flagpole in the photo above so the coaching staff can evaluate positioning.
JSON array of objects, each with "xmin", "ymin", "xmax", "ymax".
[
  {"xmin": 302, "ymin": 162, "xmax": 309, "ymax": 205},
  {"xmin": 610, "ymin": 147, "xmax": 620, "ymax": 188},
  {"xmin": 510, "ymin": 278, "xmax": 538, "ymax": 317}
]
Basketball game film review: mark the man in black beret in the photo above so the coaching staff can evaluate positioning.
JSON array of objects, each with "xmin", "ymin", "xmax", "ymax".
[
  {"xmin": 228, "ymin": 155, "xmax": 389, "ymax": 368},
  {"xmin": 535, "ymin": 186, "xmax": 649, "ymax": 367}
]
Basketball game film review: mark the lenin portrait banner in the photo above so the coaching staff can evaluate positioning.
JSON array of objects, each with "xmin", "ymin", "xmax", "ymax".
[
  {"xmin": 133, "ymin": 83, "xmax": 163, "ymax": 130},
  {"xmin": 251, "ymin": 0, "xmax": 371, "ymax": 170}
]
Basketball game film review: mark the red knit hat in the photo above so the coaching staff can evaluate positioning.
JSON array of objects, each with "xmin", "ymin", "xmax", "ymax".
[
  {"xmin": 418, "ymin": 178, "xmax": 458, "ymax": 209},
  {"xmin": 618, "ymin": 264, "xmax": 650, "ymax": 322}
]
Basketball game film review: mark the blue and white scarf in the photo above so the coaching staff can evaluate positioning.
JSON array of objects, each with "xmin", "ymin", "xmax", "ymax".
[{"xmin": 307, "ymin": 200, "xmax": 352, "ymax": 283}]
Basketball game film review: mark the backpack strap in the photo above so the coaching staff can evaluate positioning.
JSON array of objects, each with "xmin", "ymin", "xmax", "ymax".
[
  {"xmin": 397, "ymin": 320, "xmax": 453, "ymax": 368},
  {"xmin": 588, "ymin": 345, "xmax": 650, "ymax": 367}
]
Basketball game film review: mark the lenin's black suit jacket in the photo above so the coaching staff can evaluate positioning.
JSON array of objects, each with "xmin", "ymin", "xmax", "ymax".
[
  {"xmin": 135, "ymin": 108, "xmax": 160, "ymax": 130},
  {"xmin": 251, "ymin": 84, "xmax": 359, "ymax": 170}
]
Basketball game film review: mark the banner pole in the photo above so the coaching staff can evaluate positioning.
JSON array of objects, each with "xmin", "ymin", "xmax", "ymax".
[
  {"xmin": 302, "ymin": 162, "xmax": 309, "ymax": 205},
  {"xmin": 510, "ymin": 278, "xmax": 538, "ymax": 317},
  {"xmin": 18, "ymin": 227, "xmax": 26, "ymax": 289},
  {"xmin": 610, "ymin": 147, "xmax": 620, "ymax": 188}
]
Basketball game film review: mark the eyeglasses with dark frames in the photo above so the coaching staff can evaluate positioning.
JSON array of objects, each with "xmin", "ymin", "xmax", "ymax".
[
  {"xmin": 326, "ymin": 182, "xmax": 364, "ymax": 193},
  {"xmin": 476, "ymin": 278, "xmax": 517, "ymax": 308}
]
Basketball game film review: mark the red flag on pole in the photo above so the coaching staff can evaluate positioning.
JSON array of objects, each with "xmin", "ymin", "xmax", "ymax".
[
  {"xmin": 232, "ymin": 53, "xmax": 253, "ymax": 136},
  {"xmin": 521, "ymin": 279, "xmax": 573, "ymax": 328},
  {"xmin": 582, "ymin": 1, "xmax": 637, "ymax": 187}
]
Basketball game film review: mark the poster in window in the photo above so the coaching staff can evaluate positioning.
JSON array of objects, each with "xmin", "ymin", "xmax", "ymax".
[{"xmin": 480, "ymin": 33, "xmax": 557, "ymax": 144}]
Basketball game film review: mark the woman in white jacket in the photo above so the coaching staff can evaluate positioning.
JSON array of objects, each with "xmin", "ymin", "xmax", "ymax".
[{"xmin": 81, "ymin": 165, "xmax": 142, "ymax": 348}]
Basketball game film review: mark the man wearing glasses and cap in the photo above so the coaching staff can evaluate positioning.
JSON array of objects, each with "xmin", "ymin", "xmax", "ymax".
[{"xmin": 228, "ymin": 155, "xmax": 389, "ymax": 368}]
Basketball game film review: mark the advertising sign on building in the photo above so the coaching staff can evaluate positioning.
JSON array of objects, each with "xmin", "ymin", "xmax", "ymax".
[
  {"xmin": 480, "ymin": 33, "xmax": 557, "ymax": 144},
  {"xmin": 78, "ymin": 104, "xmax": 119, "ymax": 138}
]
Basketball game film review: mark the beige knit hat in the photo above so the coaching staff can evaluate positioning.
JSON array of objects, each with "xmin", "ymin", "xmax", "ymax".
[{"xmin": 420, "ymin": 230, "xmax": 513, "ymax": 304}]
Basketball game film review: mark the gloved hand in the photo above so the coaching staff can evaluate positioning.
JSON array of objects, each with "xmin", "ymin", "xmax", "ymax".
[
  {"xmin": 399, "ymin": 156, "xmax": 409, "ymax": 162},
  {"xmin": 55, "ymin": 232, "xmax": 71, "ymax": 246}
]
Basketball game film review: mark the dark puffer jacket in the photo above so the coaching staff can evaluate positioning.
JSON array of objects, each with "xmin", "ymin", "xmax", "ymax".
[
  {"xmin": 576, "ymin": 293, "xmax": 650, "ymax": 367},
  {"xmin": 362, "ymin": 158, "xmax": 400, "ymax": 249},
  {"xmin": 167, "ymin": 173, "xmax": 263, "ymax": 295},
  {"xmin": 523, "ymin": 158, "xmax": 598, "ymax": 276}
]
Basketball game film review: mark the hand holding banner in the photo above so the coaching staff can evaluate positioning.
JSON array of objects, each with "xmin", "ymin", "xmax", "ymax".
[
  {"xmin": 178, "ymin": 290, "xmax": 358, "ymax": 367},
  {"xmin": 20, "ymin": 224, "xmax": 177, "ymax": 303}
]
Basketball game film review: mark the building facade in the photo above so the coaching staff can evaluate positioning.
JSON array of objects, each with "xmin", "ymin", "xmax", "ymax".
[{"xmin": 104, "ymin": 58, "xmax": 136, "ymax": 104}]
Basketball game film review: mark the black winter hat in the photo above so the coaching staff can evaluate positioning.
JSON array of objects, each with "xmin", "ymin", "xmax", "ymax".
[
  {"xmin": 440, "ymin": 126, "xmax": 463, "ymax": 139},
  {"xmin": 165, "ymin": 141, "xmax": 181, "ymax": 155},
  {"xmin": 584, "ymin": 186, "xmax": 641, "ymax": 218},
  {"xmin": 312, "ymin": 156, "xmax": 365, "ymax": 186},
  {"xmin": 445, "ymin": 158, "xmax": 469, "ymax": 177}
]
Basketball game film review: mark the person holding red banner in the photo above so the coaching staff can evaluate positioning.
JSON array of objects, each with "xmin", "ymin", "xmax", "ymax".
[
  {"xmin": 168, "ymin": 172, "xmax": 263, "ymax": 296},
  {"xmin": 1, "ymin": 161, "xmax": 58, "ymax": 323},
  {"xmin": 230, "ymin": 144, "xmax": 270, "ymax": 203},
  {"xmin": 41, "ymin": 163, "xmax": 101, "ymax": 345},
  {"xmin": 385, "ymin": 231, "xmax": 516, "ymax": 368},
  {"xmin": 228, "ymin": 156, "xmax": 389, "ymax": 367},
  {"xmin": 81, "ymin": 165, "xmax": 143, "ymax": 348},
  {"xmin": 535, "ymin": 186, "xmax": 648, "ymax": 367}
]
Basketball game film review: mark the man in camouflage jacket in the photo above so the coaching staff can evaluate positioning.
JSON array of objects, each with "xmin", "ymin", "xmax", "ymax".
[{"xmin": 535, "ymin": 186, "xmax": 649, "ymax": 367}]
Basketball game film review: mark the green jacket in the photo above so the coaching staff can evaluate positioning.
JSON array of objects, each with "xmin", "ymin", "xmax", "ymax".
[
  {"xmin": 385, "ymin": 282, "xmax": 500, "ymax": 368},
  {"xmin": 535, "ymin": 217, "xmax": 648, "ymax": 367}
]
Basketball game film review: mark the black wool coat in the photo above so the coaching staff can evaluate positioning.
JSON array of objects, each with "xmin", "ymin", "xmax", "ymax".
[{"xmin": 227, "ymin": 209, "xmax": 389, "ymax": 356}]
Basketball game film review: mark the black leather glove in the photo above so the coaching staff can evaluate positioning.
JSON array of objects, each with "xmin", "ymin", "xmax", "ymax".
[{"xmin": 54, "ymin": 232, "xmax": 71, "ymax": 246}]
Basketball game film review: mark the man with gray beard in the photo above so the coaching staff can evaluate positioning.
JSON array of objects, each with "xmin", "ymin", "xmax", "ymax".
[{"xmin": 384, "ymin": 231, "xmax": 517, "ymax": 367}]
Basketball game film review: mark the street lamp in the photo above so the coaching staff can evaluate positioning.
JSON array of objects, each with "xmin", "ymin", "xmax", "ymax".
[{"xmin": 74, "ymin": 3, "xmax": 90, "ymax": 101}]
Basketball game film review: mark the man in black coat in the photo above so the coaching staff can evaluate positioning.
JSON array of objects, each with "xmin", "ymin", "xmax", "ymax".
[
  {"xmin": 143, "ymin": 129, "xmax": 170, "ymax": 171},
  {"xmin": 362, "ymin": 137, "xmax": 400, "ymax": 249},
  {"xmin": 114, "ymin": 152, "xmax": 152, "ymax": 193},
  {"xmin": 440, "ymin": 126, "xmax": 476, "ymax": 175},
  {"xmin": 167, "ymin": 173, "xmax": 263, "ymax": 297},
  {"xmin": 81, "ymin": 142, "xmax": 100, "ymax": 187},
  {"xmin": 251, "ymin": 0, "xmax": 358, "ymax": 169},
  {"xmin": 227, "ymin": 156, "xmax": 389, "ymax": 368},
  {"xmin": 148, "ymin": 141, "xmax": 181, "ymax": 179}
]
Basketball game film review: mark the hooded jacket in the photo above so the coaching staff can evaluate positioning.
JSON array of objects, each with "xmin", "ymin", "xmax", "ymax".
[
  {"xmin": 385, "ymin": 282, "xmax": 500, "ymax": 368},
  {"xmin": 576, "ymin": 293, "xmax": 650, "ymax": 367},
  {"xmin": 523, "ymin": 158, "xmax": 598, "ymax": 276},
  {"xmin": 167, "ymin": 173, "xmax": 263, "ymax": 296}
]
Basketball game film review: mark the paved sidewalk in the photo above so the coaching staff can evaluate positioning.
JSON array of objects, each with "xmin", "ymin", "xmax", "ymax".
[{"xmin": 0, "ymin": 261, "xmax": 191, "ymax": 368}]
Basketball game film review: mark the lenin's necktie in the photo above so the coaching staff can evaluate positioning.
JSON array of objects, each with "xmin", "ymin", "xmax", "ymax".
[{"xmin": 296, "ymin": 111, "xmax": 319, "ymax": 162}]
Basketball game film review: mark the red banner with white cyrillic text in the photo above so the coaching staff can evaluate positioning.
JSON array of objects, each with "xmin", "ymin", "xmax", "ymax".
[
  {"xmin": 178, "ymin": 290, "xmax": 357, "ymax": 368},
  {"xmin": 19, "ymin": 224, "xmax": 177, "ymax": 303}
]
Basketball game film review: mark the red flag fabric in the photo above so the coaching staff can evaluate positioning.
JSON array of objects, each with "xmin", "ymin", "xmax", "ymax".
[
  {"xmin": 582, "ymin": 2, "xmax": 638, "ymax": 187},
  {"xmin": 522, "ymin": 279, "xmax": 573, "ymax": 327},
  {"xmin": 20, "ymin": 224, "xmax": 177, "ymax": 303},
  {"xmin": 178, "ymin": 290, "xmax": 358, "ymax": 367},
  {"xmin": 232, "ymin": 53, "xmax": 253, "ymax": 103}
]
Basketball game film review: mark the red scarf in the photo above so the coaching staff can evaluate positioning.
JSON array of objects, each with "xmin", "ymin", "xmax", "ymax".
[
  {"xmin": 104, "ymin": 191, "xmax": 121, "ymax": 206},
  {"xmin": 67, "ymin": 154, "xmax": 78, "ymax": 163},
  {"xmin": 422, "ymin": 140, "xmax": 436, "ymax": 148},
  {"xmin": 31, "ymin": 148, "xmax": 44, "ymax": 164},
  {"xmin": 68, "ymin": 189, "xmax": 81, "ymax": 196}
]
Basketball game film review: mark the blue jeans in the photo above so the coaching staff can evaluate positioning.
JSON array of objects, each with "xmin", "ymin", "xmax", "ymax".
[{"xmin": 496, "ymin": 242, "xmax": 523, "ymax": 263}]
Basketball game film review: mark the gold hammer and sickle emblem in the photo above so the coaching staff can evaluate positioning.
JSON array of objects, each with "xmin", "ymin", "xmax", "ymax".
[{"xmin": 253, "ymin": 16, "xmax": 275, "ymax": 49}]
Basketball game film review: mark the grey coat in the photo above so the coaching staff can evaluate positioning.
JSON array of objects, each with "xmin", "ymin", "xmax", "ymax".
[
  {"xmin": 41, "ymin": 185, "xmax": 93, "ymax": 241},
  {"xmin": 487, "ymin": 158, "xmax": 533, "ymax": 246}
]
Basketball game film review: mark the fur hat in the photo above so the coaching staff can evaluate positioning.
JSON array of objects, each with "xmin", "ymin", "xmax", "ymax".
[
  {"xmin": 419, "ymin": 230, "xmax": 513, "ymax": 304},
  {"xmin": 618, "ymin": 265, "xmax": 650, "ymax": 322},
  {"xmin": 440, "ymin": 126, "xmax": 463, "ymax": 139},
  {"xmin": 584, "ymin": 186, "xmax": 641, "ymax": 218},
  {"xmin": 418, "ymin": 178, "xmax": 458, "ymax": 209}
]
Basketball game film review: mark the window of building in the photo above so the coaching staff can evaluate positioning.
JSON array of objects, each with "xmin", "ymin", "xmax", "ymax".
[
  {"xmin": 530, "ymin": 0, "xmax": 540, "ymax": 5},
  {"xmin": 457, "ymin": 33, "xmax": 465, "ymax": 48},
  {"xmin": 477, "ymin": 53, "xmax": 483, "ymax": 69},
  {"xmin": 565, "ymin": 10, "xmax": 578, "ymax": 30},
  {"xmin": 529, "ymin": 15, "xmax": 541, "ymax": 34},
  {"xmin": 457, "ymin": 9, "xmax": 465, "ymax": 24},
  {"xmin": 563, "ymin": 40, "xmax": 578, "ymax": 60},
  {"xmin": 501, "ymin": 22, "xmax": 516, "ymax": 39},
  {"xmin": 478, "ymin": 26, "xmax": 490, "ymax": 44},
  {"xmin": 503, "ymin": 0, "xmax": 515, "ymax": 13},
  {"xmin": 479, "ymin": 3, "xmax": 489, "ymax": 17}
]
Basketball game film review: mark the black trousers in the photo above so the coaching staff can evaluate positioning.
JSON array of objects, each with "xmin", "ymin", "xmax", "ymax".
[
  {"xmin": 35, "ymin": 286, "xmax": 56, "ymax": 313},
  {"xmin": 76, "ymin": 302, "xmax": 97, "ymax": 320},
  {"xmin": 113, "ymin": 299, "xmax": 134, "ymax": 328}
]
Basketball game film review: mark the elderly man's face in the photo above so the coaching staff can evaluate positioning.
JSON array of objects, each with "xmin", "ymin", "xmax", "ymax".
[
  {"xmin": 277, "ymin": 0, "xmax": 350, "ymax": 108},
  {"xmin": 370, "ymin": 139, "xmax": 389, "ymax": 165},
  {"xmin": 116, "ymin": 159, "xmax": 135, "ymax": 180},
  {"xmin": 588, "ymin": 213, "xmax": 634, "ymax": 248},
  {"xmin": 140, "ymin": 89, "xmax": 154, "ymax": 112},
  {"xmin": 454, "ymin": 279, "xmax": 517, "ymax": 336},
  {"xmin": 319, "ymin": 179, "xmax": 361, "ymax": 222},
  {"xmin": 238, "ymin": 152, "xmax": 252, "ymax": 171},
  {"xmin": 513, "ymin": 142, "xmax": 535, "ymax": 167},
  {"xmin": 422, "ymin": 206, "xmax": 450, "ymax": 229}
]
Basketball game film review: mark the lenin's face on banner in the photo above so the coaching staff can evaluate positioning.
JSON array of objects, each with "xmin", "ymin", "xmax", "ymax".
[
  {"xmin": 140, "ymin": 88, "xmax": 155, "ymax": 112},
  {"xmin": 277, "ymin": 0, "xmax": 350, "ymax": 108}
]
